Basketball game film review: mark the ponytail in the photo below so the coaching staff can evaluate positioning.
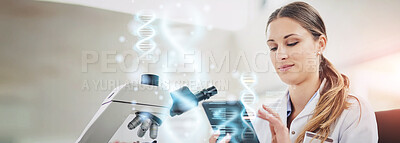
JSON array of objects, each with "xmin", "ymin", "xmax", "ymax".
[{"xmin": 295, "ymin": 55, "xmax": 357, "ymax": 143}]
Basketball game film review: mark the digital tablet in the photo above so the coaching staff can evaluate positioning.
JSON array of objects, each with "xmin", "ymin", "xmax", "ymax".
[{"xmin": 202, "ymin": 101, "xmax": 259, "ymax": 143}]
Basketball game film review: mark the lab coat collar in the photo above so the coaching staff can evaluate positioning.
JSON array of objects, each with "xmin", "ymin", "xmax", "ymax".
[
  {"xmin": 287, "ymin": 90, "xmax": 319, "ymax": 117},
  {"xmin": 278, "ymin": 78, "xmax": 327, "ymax": 123}
]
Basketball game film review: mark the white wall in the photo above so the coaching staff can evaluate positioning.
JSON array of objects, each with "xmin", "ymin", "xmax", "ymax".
[{"xmin": 1, "ymin": 0, "xmax": 400, "ymax": 143}]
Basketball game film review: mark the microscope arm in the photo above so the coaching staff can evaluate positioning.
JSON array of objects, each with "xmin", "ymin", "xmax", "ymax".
[
  {"xmin": 76, "ymin": 74, "xmax": 218, "ymax": 143},
  {"xmin": 76, "ymin": 85, "xmax": 135, "ymax": 143}
]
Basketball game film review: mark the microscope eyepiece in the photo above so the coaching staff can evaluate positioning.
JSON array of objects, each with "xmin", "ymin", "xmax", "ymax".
[
  {"xmin": 169, "ymin": 86, "xmax": 218, "ymax": 117},
  {"xmin": 194, "ymin": 86, "xmax": 218, "ymax": 101}
]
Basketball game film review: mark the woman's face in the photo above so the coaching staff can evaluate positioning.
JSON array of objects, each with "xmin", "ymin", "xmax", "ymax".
[{"xmin": 266, "ymin": 17, "xmax": 323, "ymax": 85}]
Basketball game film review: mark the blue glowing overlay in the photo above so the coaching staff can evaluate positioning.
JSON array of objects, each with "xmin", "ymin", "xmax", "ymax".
[{"xmin": 202, "ymin": 101, "xmax": 259, "ymax": 143}]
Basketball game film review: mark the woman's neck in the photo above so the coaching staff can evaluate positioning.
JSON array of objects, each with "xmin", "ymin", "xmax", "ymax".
[{"xmin": 288, "ymin": 74, "xmax": 321, "ymax": 114}]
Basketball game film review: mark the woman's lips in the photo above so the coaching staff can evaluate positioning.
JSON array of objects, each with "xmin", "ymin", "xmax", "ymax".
[{"xmin": 278, "ymin": 64, "xmax": 295, "ymax": 72}]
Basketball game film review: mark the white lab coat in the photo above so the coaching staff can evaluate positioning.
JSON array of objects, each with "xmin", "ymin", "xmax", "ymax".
[{"xmin": 251, "ymin": 82, "xmax": 378, "ymax": 143}]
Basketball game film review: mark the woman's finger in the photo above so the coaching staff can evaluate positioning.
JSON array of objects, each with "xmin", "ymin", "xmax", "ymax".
[
  {"xmin": 257, "ymin": 109, "xmax": 284, "ymax": 128},
  {"xmin": 269, "ymin": 123, "xmax": 276, "ymax": 136},
  {"xmin": 259, "ymin": 105, "xmax": 290, "ymax": 143},
  {"xmin": 220, "ymin": 133, "xmax": 231, "ymax": 143},
  {"xmin": 257, "ymin": 109, "xmax": 269, "ymax": 120},
  {"xmin": 209, "ymin": 130, "xmax": 220, "ymax": 143},
  {"xmin": 262, "ymin": 104, "xmax": 281, "ymax": 120}
]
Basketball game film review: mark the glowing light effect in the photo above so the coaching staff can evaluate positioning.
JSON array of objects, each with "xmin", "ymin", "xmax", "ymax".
[
  {"xmin": 162, "ymin": 109, "xmax": 206, "ymax": 143},
  {"xmin": 239, "ymin": 72, "xmax": 258, "ymax": 140},
  {"xmin": 159, "ymin": 4, "xmax": 206, "ymax": 54},
  {"xmin": 134, "ymin": 10, "xmax": 157, "ymax": 61},
  {"xmin": 119, "ymin": 36, "xmax": 126, "ymax": 43},
  {"xmin": 212, "ymin": 108, "xmax": 240, "ymax": 138},
  {"xmin": 240, "ymin": 72, "xmax": 258, "ymax": 107}
]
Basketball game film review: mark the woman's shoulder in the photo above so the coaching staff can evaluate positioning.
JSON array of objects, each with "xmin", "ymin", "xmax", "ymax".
[
  {"xmin": 333, "ymin": 95, "xmax": 379, "ymax": 142},
  {"xmin": 345, "ymin": 94, "xmax": 373, "ymax": 112},
  {"xmin": 339, "ymin": 94, "xmax": 376, "ymax": 125}
]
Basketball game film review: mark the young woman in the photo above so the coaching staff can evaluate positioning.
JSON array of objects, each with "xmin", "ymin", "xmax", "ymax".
[{"xmin": 210, "ymin": 1, "xmax": 378, "ymax": 143}]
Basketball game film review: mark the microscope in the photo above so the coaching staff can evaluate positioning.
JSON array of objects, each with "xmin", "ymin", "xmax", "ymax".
[{"xmin": 76, "ymin": 74, "xmax": 218, "ymax": 143}]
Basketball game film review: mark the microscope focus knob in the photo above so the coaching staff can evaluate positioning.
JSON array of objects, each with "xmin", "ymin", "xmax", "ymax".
[{"xmin": 141, "ymin": 74, "xmax": 159, "ymax": 86}]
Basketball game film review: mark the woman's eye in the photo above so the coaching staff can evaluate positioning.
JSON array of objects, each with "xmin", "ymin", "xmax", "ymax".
[
  {"xmin": 270, "ymin": 47, "xmax": 277, "ymax": 51},
  {"xmin": 287, "ymin": 42, "xmax": 298, "ymax": 46}
]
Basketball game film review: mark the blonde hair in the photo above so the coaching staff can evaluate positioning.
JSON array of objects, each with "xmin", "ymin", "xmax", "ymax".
[
  {"xmin": 299, "ymin": 54, "xmax": 354, "ymax": 142},
  {"xmin": 267, "ymin": 2, "xmax": 359, "ymax": 142}
]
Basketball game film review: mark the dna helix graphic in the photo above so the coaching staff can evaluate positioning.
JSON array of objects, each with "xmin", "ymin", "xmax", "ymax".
[
  {"xmin": 239, "ymin": 72, "xmax": 258, "ymax": 141},
  {"xmin": 134, "ymin": 10, "xmax": 157, "ymax": 61}
]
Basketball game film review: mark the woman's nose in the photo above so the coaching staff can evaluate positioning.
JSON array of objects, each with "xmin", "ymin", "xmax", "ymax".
[{"xmin": 276, "ymin": 49, "xmax": 288, "ymax": 60}]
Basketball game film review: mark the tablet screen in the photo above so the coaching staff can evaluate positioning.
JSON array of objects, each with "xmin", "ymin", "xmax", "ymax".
[{"xmin": 202, "ymin": 101, "xmax": 259, "ymax": 143}]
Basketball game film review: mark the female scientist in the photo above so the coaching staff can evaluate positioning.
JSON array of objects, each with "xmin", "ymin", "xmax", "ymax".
[{"xmin": 209, "ymin": 1, "xmax": 378, "ymax": 143}]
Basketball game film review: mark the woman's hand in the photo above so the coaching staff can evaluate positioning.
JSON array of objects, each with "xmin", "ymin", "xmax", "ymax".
[
  {"xmin": 257, "ymin": 104, "xmax": 291, "ymax": 143},
  {"xmin": 208, "ymin": 130, "xmax": 231, "ymax": 143}
]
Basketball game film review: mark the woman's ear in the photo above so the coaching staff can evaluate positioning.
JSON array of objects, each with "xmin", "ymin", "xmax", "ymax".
[{"xmin": 318, "ymin": 35, "xmax": 327, "ymax": 53}]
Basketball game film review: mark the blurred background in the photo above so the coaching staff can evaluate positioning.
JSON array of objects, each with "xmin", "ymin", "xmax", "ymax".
[{"xmin": 0, "ymin": 0, "xmax": 399, "ymax": 143}]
